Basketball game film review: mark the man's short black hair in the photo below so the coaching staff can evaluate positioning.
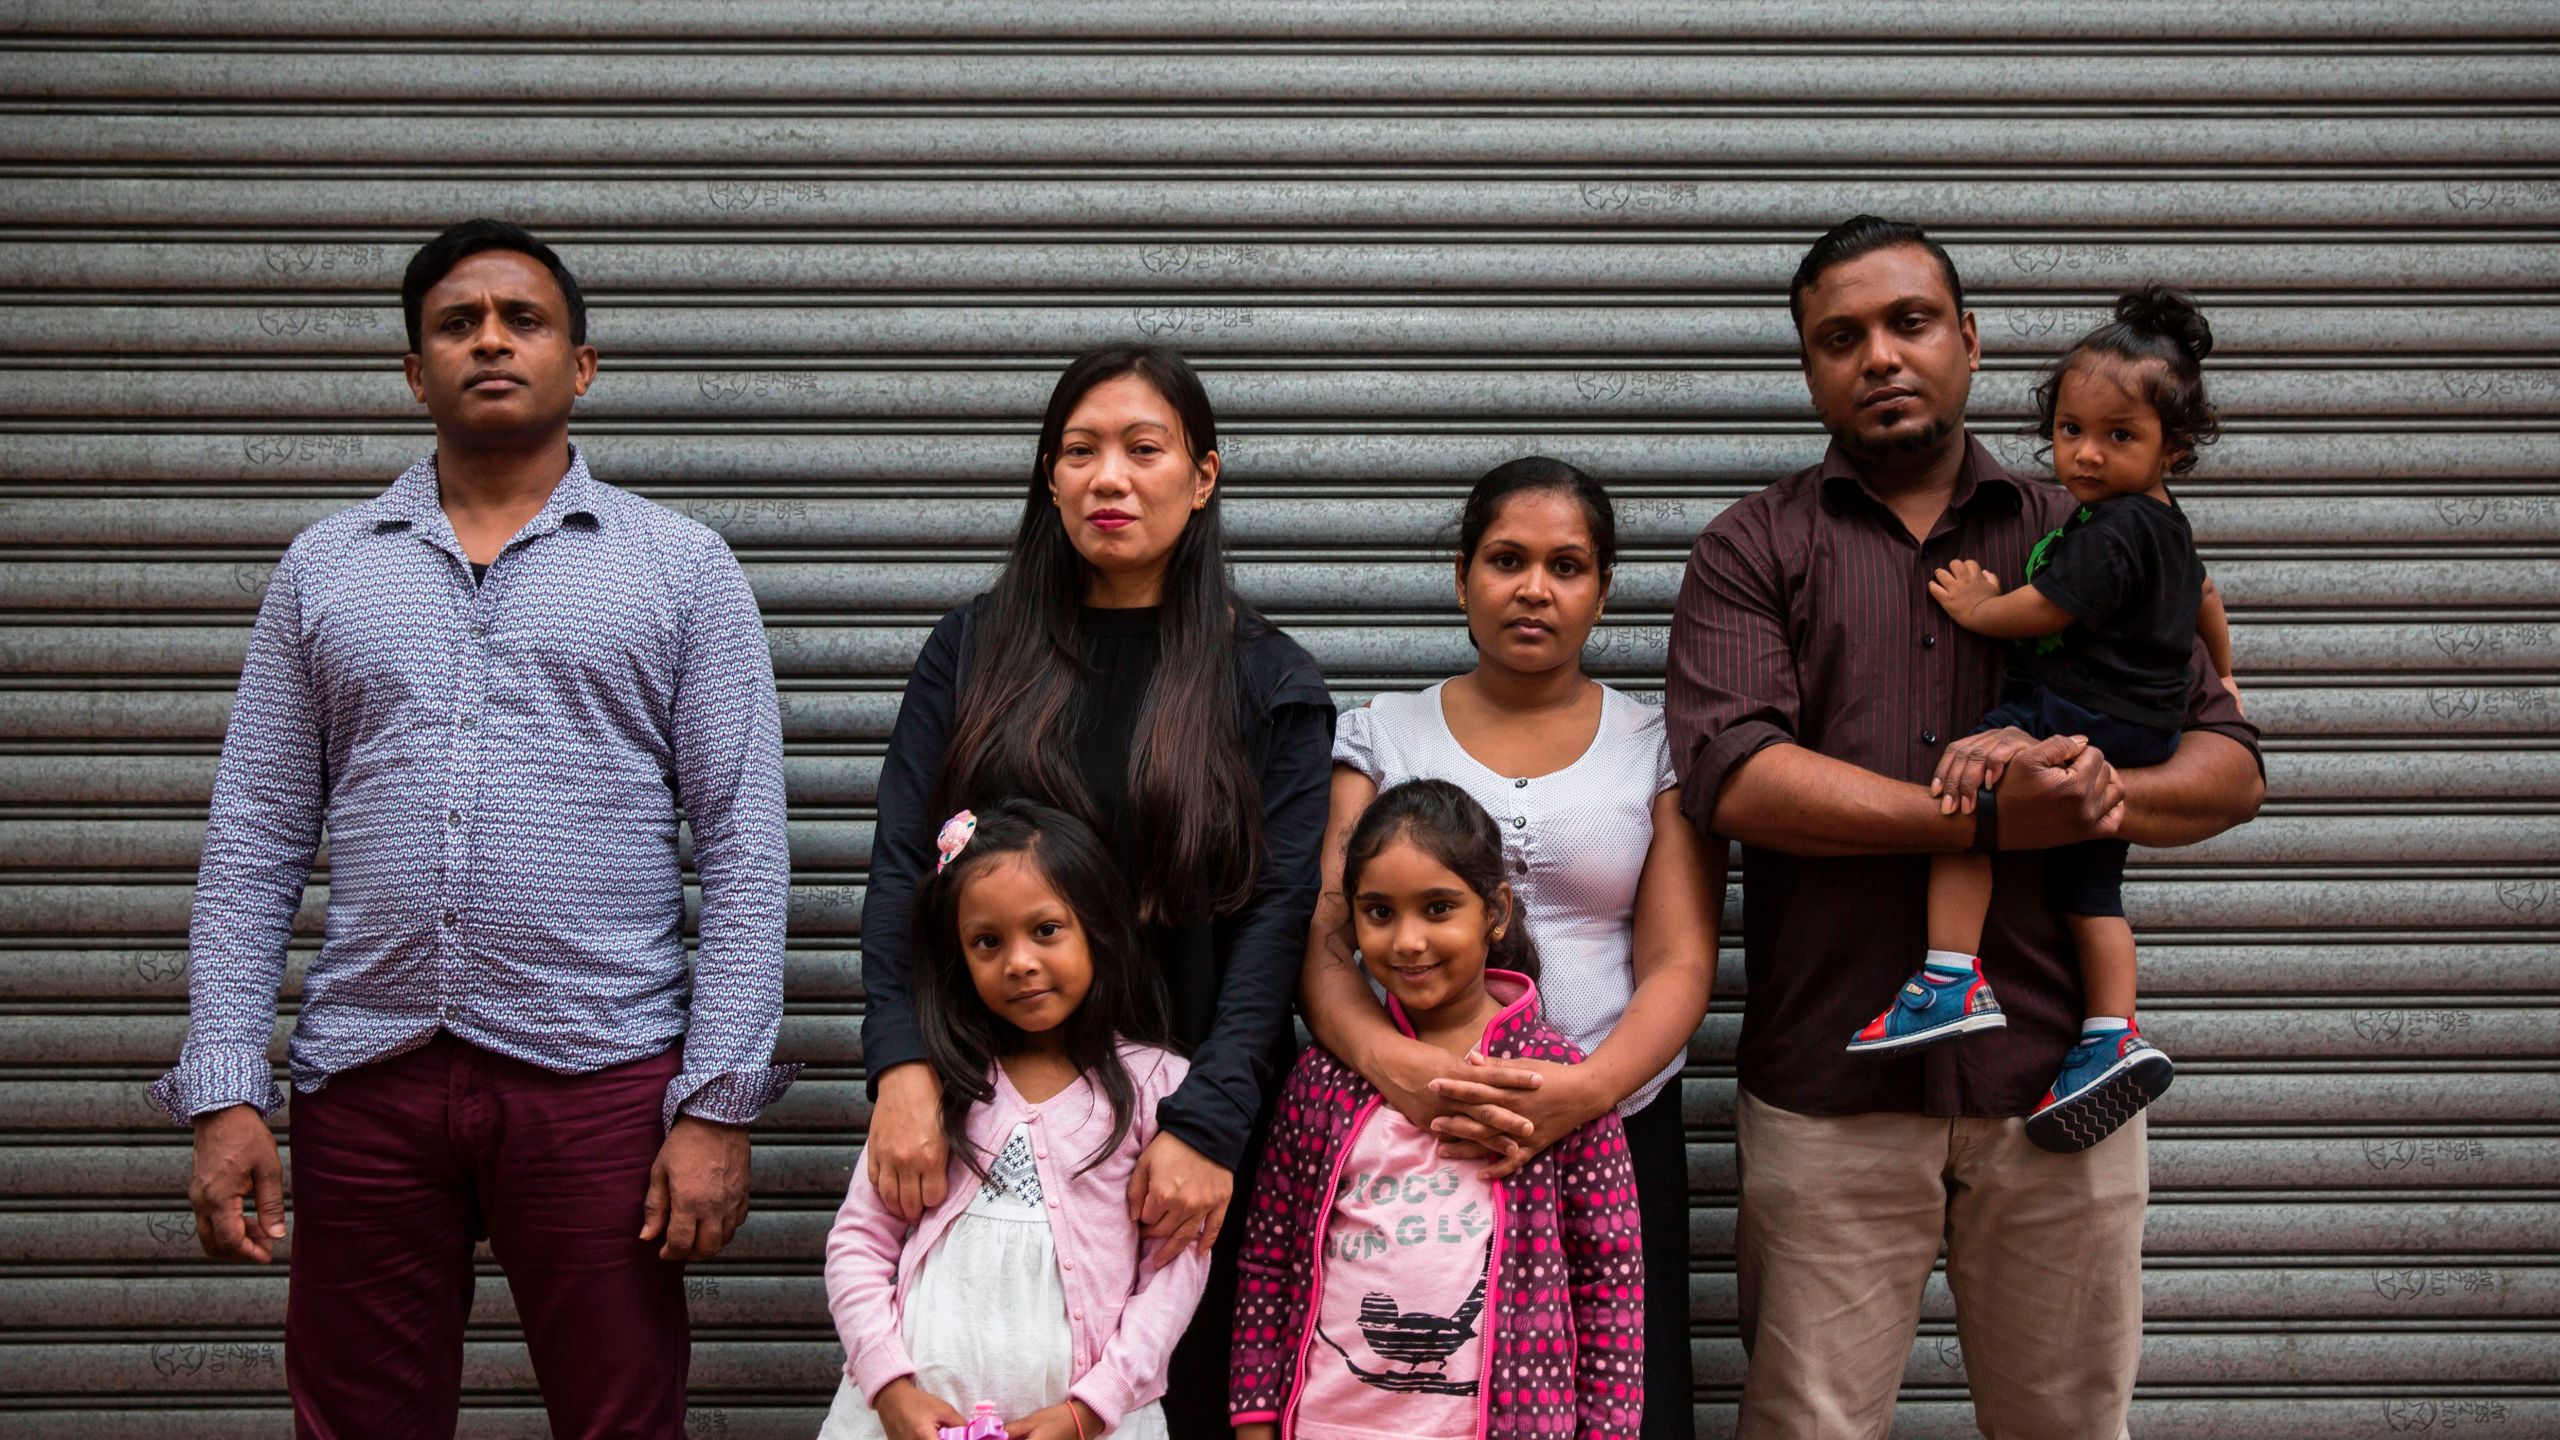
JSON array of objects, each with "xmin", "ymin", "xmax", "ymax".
[
  {"xmin": 400, "ymin": 218, "xmax": 587, "ymax": 353},
  {"xmin": 1787, "ymin": 214, "xmax": 1966, "ymax": 333}
]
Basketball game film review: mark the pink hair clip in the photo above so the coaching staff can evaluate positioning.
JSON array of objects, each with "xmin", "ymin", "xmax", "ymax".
[{"xmin": 934, "ymin": 810, "xmax": 979, "ymax": 874}]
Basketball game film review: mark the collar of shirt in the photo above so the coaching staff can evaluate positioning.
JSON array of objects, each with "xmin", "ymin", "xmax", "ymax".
[
  {"xmin": 1815, "ymin": 430, "xmax": 2027, "ymax": 528},
  {"xmin": 363, "ymin": 442, "xmax": 604, "ymax": 564}
]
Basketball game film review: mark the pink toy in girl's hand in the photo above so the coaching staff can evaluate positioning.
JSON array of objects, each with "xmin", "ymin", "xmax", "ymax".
[{"xmin": 939, "ymin": 1400, "xmax": 1006, "ymax": 1440}]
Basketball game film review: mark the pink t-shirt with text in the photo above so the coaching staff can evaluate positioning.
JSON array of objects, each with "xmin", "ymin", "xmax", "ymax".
[{"xmin": 1292, "ymin": 1107, "xmax": 1496, "ymax": 1440}]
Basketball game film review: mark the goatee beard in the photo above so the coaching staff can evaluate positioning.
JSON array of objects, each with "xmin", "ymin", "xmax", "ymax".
[{"xmin": 1837, "ymin": 413, "xmax": 1956, "ymax": 466}]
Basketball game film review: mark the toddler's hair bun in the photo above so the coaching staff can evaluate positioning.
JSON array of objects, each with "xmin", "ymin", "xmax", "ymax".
[{"xmin": 2114, "ymin": 284, "xmax": 2214, "ymax": 364}]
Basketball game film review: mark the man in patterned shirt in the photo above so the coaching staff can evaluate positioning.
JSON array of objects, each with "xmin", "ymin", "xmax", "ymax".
[{"xmin": 151, "ymin": 219, "xmax": 795, "ymax": 1438}]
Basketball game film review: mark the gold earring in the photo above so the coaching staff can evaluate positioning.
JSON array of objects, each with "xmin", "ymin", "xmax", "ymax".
[{"xmin": 1490, "ymin": 926, "xmax": 1504, "ymax": 940}]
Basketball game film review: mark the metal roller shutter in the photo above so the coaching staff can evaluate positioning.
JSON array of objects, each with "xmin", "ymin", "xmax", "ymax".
[{"xmin": 2, "ymin": 2, "xmax": 2554, "ymax": 1434}]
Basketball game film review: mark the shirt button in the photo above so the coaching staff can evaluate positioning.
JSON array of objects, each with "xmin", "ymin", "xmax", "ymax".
[
  {"xmin": 442, "ymin": 909, "xmax": 458, "ymax": 926},
  {"xmin": 1921, "ymin": 633, "xmax": 1937, "ymax": 649},
  {"xmin": 442, "ymin": 1004, "xmax": 460, "ymax": 1020},
  {"xmin": 447, "ymin": 808, "xmax": 461, "ymax": 827},
  {"xmin": 1512, "ymin": 815, "xmax": 1527, "ymax": 830},
  {"xmin": 458, "ymin": 714, "xmax": 475, "ymax": 729},
  {"xmin": 1513, "ymin": 777, "xmax": 1528, "ymax": 789},
  {"xmin": 470, "ymin": 624, "xmax": 487, "ymax": 639},
  {"xmin": 1060, "ymin": 1259, "xmax": 1074, "ymax": 1272},
  {"xmin": 1046, "ymin": 1197, "xmax": 1060, "ymax": 1210},
  {"xmin": 1922, "ymin": 730, "xmax": 1940, "ymax": 745},
  {"xmin": 1516, "ymin": 859, "xmax": 1529, "ymax": 875},
  {"xmin": 1035, "ymin": 1148, "xmax": 1049, "ymax": 1160}
]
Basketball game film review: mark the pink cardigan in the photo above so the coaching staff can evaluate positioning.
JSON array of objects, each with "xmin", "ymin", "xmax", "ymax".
[
  {"xmin": 824, "ymin": 1043, "xmax": 1209, "ymax": 1429},
  {"xmin": 1231, "ymin": 972, "xmax": 1646, "ymax": 1440}
]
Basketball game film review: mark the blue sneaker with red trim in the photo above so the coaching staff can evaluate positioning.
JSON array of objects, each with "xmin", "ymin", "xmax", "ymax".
[
  {"xmin": 2025, "ymin": 1024, "xmax": 2175, "ymax": 1153},
  {"xmin": 1846, "ymin": 962, "xmax": 2006, "ymax": 1054}
]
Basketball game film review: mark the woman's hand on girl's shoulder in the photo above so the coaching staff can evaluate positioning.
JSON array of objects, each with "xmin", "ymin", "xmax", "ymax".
[
  {"xmin": 865, "ymin": 1063, "xmax": 950, "ymax": 1223},
  {"xmin": 1430, "ymin": 1055, "xmax": 1610, "ymax": 1181},
  {"xmin": 873, "ymin": 1378, "xmax": 965, "ymax": 1440}
]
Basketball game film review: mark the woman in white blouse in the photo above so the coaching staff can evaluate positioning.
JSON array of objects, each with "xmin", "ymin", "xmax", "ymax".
[{"xmin": 1298, "ymin": 457, "xmax": 1722, "ymax": 1440}]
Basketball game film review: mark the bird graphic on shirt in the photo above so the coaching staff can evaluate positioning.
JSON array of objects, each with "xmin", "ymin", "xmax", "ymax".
[{"xmin": 1356, "ymin": 1277, "xmax": 1487, "ymax": 1372}]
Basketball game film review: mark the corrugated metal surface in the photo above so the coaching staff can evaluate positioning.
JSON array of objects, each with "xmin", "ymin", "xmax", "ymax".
[{"xmin": 1, "ymin": 1, "xmax": 2554, "ymax": 1434}]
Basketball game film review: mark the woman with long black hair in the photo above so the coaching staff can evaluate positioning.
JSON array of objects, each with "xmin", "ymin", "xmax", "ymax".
[{"xmin": 858, "ymin": 345, "xmax": 1334, "ymax": 1437}]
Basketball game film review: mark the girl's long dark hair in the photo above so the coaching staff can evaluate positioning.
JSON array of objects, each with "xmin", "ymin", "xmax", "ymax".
[
  {"xmin": 938, "ymin": 345, "xmax": 1265, "ymax": 929},
  {"xmin": 911, "ymin": 800, "xmax": 1171, "ymax": 1177},
  {"xmin": 1338, "ymin": 779, "xmax": 1542, "ymax": 981}
]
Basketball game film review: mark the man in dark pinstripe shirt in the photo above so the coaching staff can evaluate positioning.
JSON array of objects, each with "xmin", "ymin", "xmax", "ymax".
[{"xmin": 1667, "ymin": 216, "xmax": 2262, "ymax": 1438}]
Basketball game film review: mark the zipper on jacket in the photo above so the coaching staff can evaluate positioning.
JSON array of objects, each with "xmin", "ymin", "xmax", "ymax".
[
  {"xmin": 1473, "ymin": 1178, "xmax": 1507, "ymax": 1440},
  {"xmin": 1279, "ymin": 1094, "xmax": 1381, "ymax": 1440}
]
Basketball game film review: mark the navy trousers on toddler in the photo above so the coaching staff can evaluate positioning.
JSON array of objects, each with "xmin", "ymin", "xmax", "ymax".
[
  {"xmin": 1973, "ymin": 680, "xmax": 2180, "ymax": 919},
  {"xmin": 1964, "ymin": 679, "xmax": 2183, "ymax": 1152}
]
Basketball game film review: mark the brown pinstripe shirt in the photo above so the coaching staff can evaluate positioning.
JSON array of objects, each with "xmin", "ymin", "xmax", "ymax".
[{"xmin": 1667, "ymin": 434, "xmax": 2258, "ymax": 1118}]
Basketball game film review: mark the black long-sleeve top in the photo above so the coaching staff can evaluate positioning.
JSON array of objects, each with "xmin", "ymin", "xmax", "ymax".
[{"xmin": 860, "ymin": 597, "xmax": 1336, "ymax": 1170}]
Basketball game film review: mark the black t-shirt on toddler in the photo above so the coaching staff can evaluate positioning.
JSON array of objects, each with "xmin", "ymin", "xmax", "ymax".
[{"xmin": 2014, "ymin": 491, "xmax": 2204, "ymax": 731}]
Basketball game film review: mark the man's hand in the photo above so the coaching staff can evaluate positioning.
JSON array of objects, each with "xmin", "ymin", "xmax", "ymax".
[
  {"xmin": 1429, "ymin": 1055, "xmax": 1608, "ymax": 1180},
  {"xmin": 2221, "ymin": 674, "xmax": 2246, "ymax": 715},
  {"xmin": 189, "ymin": 1104, "xmax": 285, "ymax": 1263},
  {"xmin": 1994, "ymin": 733, "xmax": 2125, "ymax": 850},
  {"xmin": 1127, "ymin": 1129, "xmax": 1233, "ymax": 1269},
  {"xmin": 641, "ymin": 1115, "xmax": 751, "ymax": 1261},
  {"xmin": 1930, "ymin": 726, "xmax": 2038, "ymax": 815},
  {"xmin": 1928, "ymin": 558, "xmax": 2005, "ymax": 627},
  {"xmin": 873, "ymin": 1377, "xmax": 965, "ymax": 1440},
  {"xmin": 866, "ymin": 1062, "xmax": 949, "ymax": 1223},
  {"xmin": 1009, "ymin": 1399, "xmax": 1102, "ymax": 1440}
]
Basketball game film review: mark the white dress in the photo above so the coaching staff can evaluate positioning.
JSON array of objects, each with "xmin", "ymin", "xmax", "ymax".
[
  {"xmin": 818, "ymin": 1124, "xmax": 1170, "ymax": 1440},
  {"xmin": 1333, "ymin": 681, "xmax": 1685, "ymax": 1114}
]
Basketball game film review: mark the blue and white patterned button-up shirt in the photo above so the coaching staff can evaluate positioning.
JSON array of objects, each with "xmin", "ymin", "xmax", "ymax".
[{"xmin": 149, "ymin": 446, "xmax": 797, "ymax": 1127}]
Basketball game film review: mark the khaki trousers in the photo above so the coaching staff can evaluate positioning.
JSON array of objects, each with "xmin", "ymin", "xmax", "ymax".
[{"xmin": 1733, "ymin": 1089, "xmax": 2146, "ymax": 1440}]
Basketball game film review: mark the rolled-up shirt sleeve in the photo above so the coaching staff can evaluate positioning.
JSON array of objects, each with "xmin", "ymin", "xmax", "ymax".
[
  {"xmin": 1665, "ymin": 523, "xmax": 1802, "ymax": 834},
  {"xmin": 663, "ymin": 536, "xmax": 799, "ymax": 1127},
  {"xmin": 149, "ymin": 545, "xmax": 321, "ymax": 1123},
  {"xmin": 2179, "ymin": 633, "xmax": 2262, "ymax": 773}
]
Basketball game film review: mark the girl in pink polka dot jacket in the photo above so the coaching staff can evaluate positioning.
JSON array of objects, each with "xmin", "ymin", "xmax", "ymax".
[{"xmin": 1232, "ymin": 779, "xmax": 1645, "ymax": 1440}]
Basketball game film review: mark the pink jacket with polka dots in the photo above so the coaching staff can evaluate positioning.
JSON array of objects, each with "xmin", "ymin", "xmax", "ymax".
[{"xmin": 1231, "ymin": 970, "xmax": 1646, "ymax": 1440}]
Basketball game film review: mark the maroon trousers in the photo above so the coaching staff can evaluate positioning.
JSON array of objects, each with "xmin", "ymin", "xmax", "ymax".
[{"xmin": 285, "ymin": 1034, "xmax": 690, "ymax": 1439}]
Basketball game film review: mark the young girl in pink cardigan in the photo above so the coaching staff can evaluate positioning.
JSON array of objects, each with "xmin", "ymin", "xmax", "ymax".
[
  {"xmin": 1232, "ymin": 780, "xmax": 1645, "ymax": 1440},
  {"xmin": 823, "ymin": 801, "xmax": 1208, "ymax": 1440}
]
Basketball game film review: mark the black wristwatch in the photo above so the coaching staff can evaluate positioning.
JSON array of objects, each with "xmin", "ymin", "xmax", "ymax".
[{"xmin": 1968, "ymin": 786, "xmax": 2000, "ymax": 853}]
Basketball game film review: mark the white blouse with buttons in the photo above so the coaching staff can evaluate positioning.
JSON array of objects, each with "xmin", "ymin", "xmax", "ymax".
[{"xmin": 1333, "ymin": 680, "xmax": 1684, "ymax": 1115}]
